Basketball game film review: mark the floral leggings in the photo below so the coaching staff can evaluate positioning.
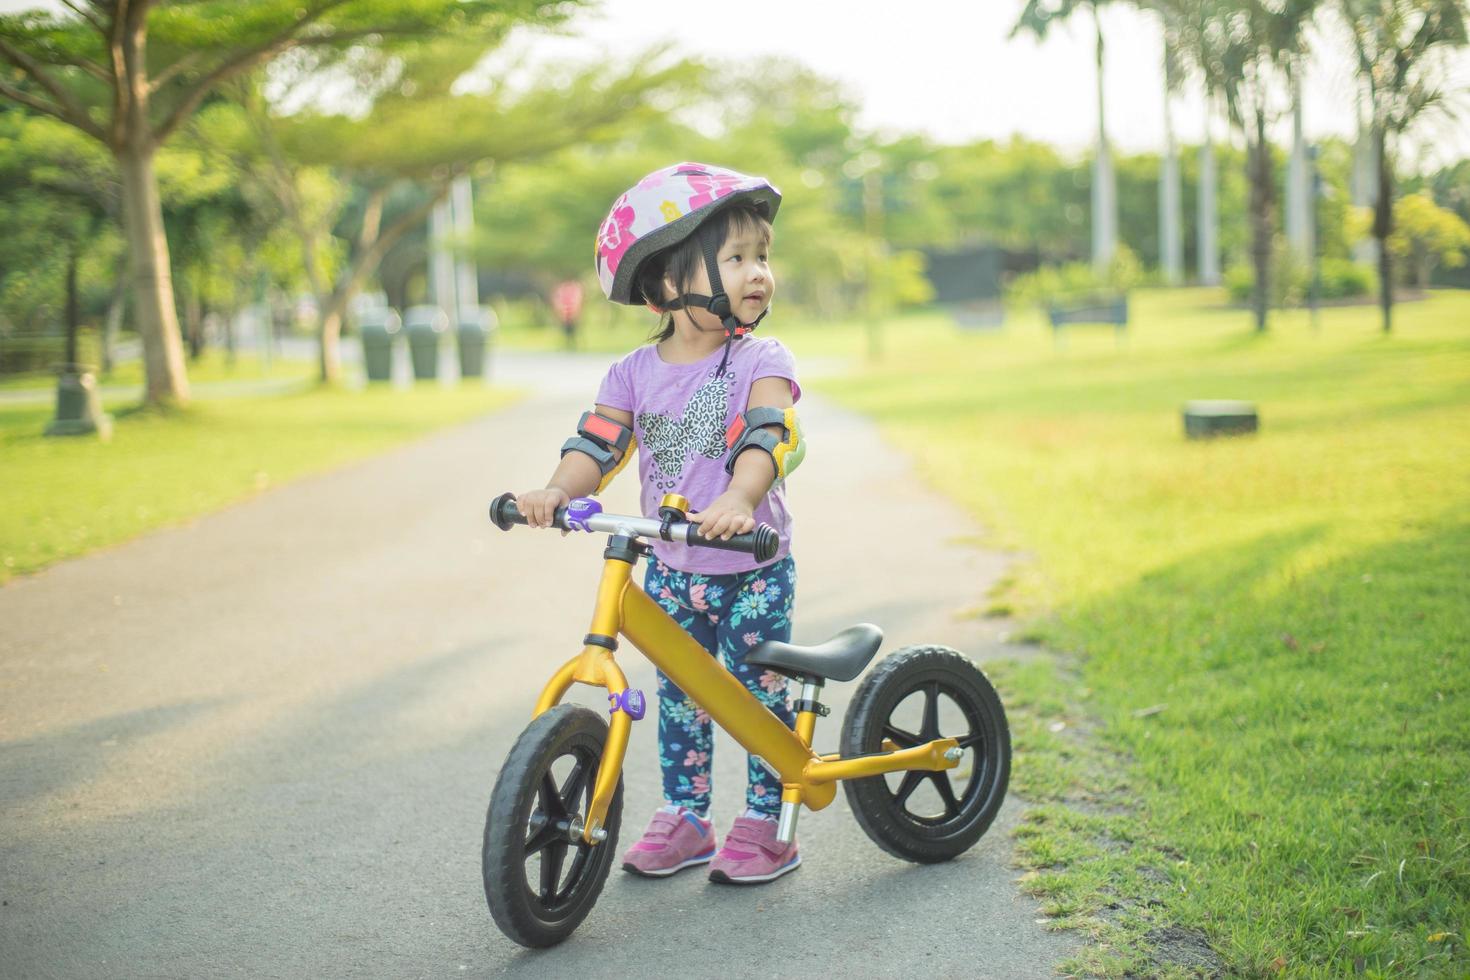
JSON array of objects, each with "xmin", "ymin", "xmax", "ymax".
[{"xmin": 642, "ymin": 555, "xmax": 797, "ymax": 817}]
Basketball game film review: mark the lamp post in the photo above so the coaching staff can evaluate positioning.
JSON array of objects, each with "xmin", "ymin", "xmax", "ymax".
[
  {"xmin": 844, "ymin": 150, "xmax": 886, "ymax": 362},
  {"xmin": 1308, "ymin": 144, "xmax": 1323, "ymax": 332}
]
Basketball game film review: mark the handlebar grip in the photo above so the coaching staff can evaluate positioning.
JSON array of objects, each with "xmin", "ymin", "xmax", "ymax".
[
  {"xmin": 687, "ymin": 523, "xmax": 780, "ymax": 564},
  {"xmin": 488, "ymin": 492, "xmax": 569, "ymax": 531}
]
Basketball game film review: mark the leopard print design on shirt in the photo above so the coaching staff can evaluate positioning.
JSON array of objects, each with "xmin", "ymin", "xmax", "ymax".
[{"xmin": 637, "ymin": 369, "xmax": 731, "ymax": 491}]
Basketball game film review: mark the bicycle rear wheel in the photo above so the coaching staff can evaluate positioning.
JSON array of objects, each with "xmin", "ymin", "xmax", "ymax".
[
  {"xmin": 840, "ymin": 645, "xmax": 1010, "ymax": 863},
  {"xmin": 482, "ymin": 704, "xmax": 623, "ymax": 947}
]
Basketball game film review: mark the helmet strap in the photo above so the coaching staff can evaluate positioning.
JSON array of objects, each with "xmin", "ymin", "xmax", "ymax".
[{"xmin": 660, "ymin": 220, "xmax": 769, "ymax": 376}]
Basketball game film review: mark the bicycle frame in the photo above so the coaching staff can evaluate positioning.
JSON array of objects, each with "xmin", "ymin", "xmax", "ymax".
[{"xmin": 532, "ymin": 548, "xmax": 961, "ymax": 844}]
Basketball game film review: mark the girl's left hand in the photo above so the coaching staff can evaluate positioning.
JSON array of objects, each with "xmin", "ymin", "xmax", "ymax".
[{"xmin": 687, "ymin": 493, "xmax": 756, "ymax": 541}]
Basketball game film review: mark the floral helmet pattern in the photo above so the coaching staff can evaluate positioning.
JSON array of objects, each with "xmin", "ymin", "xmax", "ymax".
[{"xmin": 595, "ymin": 162, "xmax": 782, "ymax": 312}]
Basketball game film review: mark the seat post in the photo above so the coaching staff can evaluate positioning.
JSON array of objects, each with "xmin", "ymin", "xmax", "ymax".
[
  {"xmin": 781, "ymin": 675, "xmax": 826, "ymax": 845},
  {"xmin": 792, "ymin": 675, "xmax": 825, "ymax": 746}
]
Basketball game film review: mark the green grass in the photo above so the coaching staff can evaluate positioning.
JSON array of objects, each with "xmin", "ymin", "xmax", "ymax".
[
  {"xmin": 0, "ymin": 381, "xmax": 519, "ymax": 583},
  {"xmin": 0, "ymin": 348, "xmax": 316, "ymax": 391},
  {"xmin": 815, "ymin": 288, "xmax": 1470, "ymax": 977}
]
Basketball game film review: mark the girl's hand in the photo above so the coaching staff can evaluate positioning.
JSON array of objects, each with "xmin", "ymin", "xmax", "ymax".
[
  {"xmin": 687, "ymin": 493, "xmax": 756, "ymax": 541},
  {"xmin": 515, "ymin": 487, "xmax": 570, "ymax": 529}
]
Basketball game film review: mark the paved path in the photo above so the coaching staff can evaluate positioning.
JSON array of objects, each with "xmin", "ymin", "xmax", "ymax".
[{"xmin": 0, "ymin": 351, "xmax": 1073, "ymax": 978}]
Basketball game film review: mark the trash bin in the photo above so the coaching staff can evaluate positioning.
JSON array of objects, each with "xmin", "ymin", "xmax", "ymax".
[
  {"xmin": 456, "ymin": 306, "xmax": 497, "ymax": 379},
  {"xmin": 404, "ymin": 305, "xmax": 449, "ymax": 381},
  {"xmin": 358, "ymin": 307, "xmax": 401, "ymax": 383}
]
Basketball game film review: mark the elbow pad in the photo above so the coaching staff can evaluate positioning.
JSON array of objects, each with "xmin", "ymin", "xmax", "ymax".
[
  {"xmin": 724, "ymin": 406, "xmax": 805, "ymax": 479},
  {"xmin": 562, "ymin": 411, "xmax": 635, "ymax": 494}
]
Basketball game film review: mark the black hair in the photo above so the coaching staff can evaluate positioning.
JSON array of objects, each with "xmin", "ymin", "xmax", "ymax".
[{"xmin": 633, "ymin": 199, "xmax": 773, "ymax": 344}]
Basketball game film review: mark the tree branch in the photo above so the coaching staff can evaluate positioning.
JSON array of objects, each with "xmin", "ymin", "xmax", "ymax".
[
  {"xmin": 330, "ymin": 184, "xmax": 443, "ymax": 313},
  {"xmin": 146, "ymin": 50, "xmax": 205, "ymax": 94},
  {"xmin": 61, "ymin": 54, "xmax": 110, "ymax": 83},
  {"xmin": 0, "ymin": 36, "xmax": 106, "ymax": 139},
  {"xmin": 108, "ymin": 0, "xmax": 130, "ymax": 148},
  {"xmin": 0, "ymin": 76, "xmax": 81, "ymax": 128},
  {"xmin": 150, "ymin": 0, "xmax": 353, "ymax": 146},
  {"xmin": 58, "ymin": 0, "xmax": 105, "ymax": 35}
]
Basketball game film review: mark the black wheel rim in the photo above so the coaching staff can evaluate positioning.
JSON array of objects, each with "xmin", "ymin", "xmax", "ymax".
[
  {"xmin": 521, "ymin": 741, "xmax": 600, "ymax": 920},
  {"xmin": 877, "ymin": 678, "xmax": 993, "ymax": 827}
]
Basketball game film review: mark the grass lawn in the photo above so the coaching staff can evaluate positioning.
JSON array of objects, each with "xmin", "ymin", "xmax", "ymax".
[
  {"xmin": 0, "ymin": 348, "xmax": 316, "ymax": 392},
  {"xmin": 0, "ymin": 380, "xmax": 518, "ymax": 584},
  {"xmin": 815, "ymin": 289, "xmax": 1469, "ymax": 977}
]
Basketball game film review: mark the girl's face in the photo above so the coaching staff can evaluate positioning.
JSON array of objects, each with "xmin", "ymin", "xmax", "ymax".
[{"xmin": 665, "ymin": 217, "xmax": 775, "ymax": 331}]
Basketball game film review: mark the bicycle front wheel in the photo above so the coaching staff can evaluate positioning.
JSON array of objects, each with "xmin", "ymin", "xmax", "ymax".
[{"xmin": 482, "ymin": 704, "xmax": 623, "ymax": 947}]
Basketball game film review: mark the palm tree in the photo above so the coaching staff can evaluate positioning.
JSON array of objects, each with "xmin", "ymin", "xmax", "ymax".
[
  {"xmin": 1158, "ymin": 0, "xmax": 1316, "ymax": 331},
  {"xmin": 1338, "ymin": 0, "xmax": 1469, "ymax": 332},
  {"xmin": 1142, "ymin": 0, "xmax": 1233, "ymax": 286},
  {"xmin": 1013, "ymin": 0, "xmax": 1119, "ymax": 274},
  {"xmin": 1160, "ymin": 16, "xmax": 1187, "ymax": 284}
]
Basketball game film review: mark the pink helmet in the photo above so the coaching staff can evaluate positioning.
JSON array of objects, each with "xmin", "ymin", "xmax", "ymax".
[{"xmin": 595, "ymin": 162, "xmax": 781, "ymax": 305}]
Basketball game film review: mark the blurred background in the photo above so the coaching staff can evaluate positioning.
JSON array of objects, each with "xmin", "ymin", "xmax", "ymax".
[{"xmin": 3, "ymin": 0, "xmax": 1469, "ymax": 400}]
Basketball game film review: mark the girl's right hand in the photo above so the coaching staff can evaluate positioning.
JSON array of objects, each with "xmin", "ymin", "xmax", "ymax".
[{"xmin": 514, "ymin": 488, "xmax": 571, "ymax": 528}]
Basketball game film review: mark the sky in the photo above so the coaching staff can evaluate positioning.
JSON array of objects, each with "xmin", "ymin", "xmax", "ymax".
[
  {"xmin": 494, "ymin": 0, "xmax": 1470, "ymax": 169},
  {"xmin": 5, "ymin": 0, "xmax": 1469, "ymax": 169}
]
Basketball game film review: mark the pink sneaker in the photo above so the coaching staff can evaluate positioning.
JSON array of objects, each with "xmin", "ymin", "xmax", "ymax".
[
  {"xmin": 621, "ymin": 806, "xmax": 716, "ymax": 877},
  {"xmin": 708, "ymin": 813, "xmax": 801, "ymax": 884}
]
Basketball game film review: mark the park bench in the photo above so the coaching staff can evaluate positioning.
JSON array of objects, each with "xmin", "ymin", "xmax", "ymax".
[{"xmin": 1047, "ymin": 293, "xmax": 1128, "ymax": 344}]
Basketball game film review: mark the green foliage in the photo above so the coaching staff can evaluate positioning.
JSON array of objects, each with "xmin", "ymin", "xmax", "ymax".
[
  {"xmin": 1319, "ymin": 256, "xmax": 1379, "ymax": 299},
  {"xmin": 0, "ymin": 111, "xmax": 120, "ymax": 341},
  {"xmin": 1005, "ymin": 245, "xmax": 1143, "ymax": 308},
  {"xmin": 1226, "ymin": 254, "xmax": 1377, "ymax": 305},
  {"xmin": 1389, "ymin": 191, "xmax": 1470, "ymax": 284}
]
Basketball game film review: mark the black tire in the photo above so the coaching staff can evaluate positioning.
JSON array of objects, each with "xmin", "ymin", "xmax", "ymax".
[
  {"xmin": 482, "ymin": 704, "xmax": 623, "ymax": 948},
  {"xmin": 840, "ymin": 645, "xmax": 1011, "ymax": 863}
]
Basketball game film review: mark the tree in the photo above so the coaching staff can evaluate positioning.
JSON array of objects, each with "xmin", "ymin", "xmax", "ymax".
[
  {"xmin": 0, "ymin": 0, "xmax": 583, "ymax": 406},
  {"xmin": 1162, "ymin": 0, "xmax": 1315, "ymax": 331},
  {"xmin": 248, "ymin": 43, "xmax": 690, "ymax": 383},
  {"xmin": 0, "ymin": 108, "xmax": 121, "ymax": 371},
  {"xmin": 1013, "ymin": 0, "xmax": 1120, "ymax": 274},
  {"xmin": 1338, "ymin": 0, "xmax": 1469, "ymax": 330},
  {"xmin": 1386, "ymin": 190, "xmax": 1470, "ymax": 285}
]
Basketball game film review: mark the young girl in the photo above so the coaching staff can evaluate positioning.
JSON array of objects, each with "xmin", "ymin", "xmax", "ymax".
[{"xmin": 514, "ymin": 162, "xmax": 805, "ymax": 885}]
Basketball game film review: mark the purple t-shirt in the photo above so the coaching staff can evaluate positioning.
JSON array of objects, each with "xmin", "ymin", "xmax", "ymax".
[{"xmin": 595, "ymin": 336, "xmax": 801, "ymax": 574}]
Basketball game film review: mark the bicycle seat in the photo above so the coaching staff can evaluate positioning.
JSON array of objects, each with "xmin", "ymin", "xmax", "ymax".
[{"xmin": 745, "ymin": 623, "xmax": 884, "ymax": 682}]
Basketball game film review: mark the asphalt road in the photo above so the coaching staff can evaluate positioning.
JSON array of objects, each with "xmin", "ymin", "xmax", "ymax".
[{"xmin": 1, "ymin": 351, "xmax": 1075, "ymax": 979}]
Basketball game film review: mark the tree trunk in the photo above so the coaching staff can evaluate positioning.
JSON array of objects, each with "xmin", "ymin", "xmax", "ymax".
[
  {"xmin": 318, "ymin": 304, "xmax": 344, "ymax": 385},
  {"xmin": 1160, "ymin": 76, "xmax": 1182, "ymax": 285},
  {"xmin": 1248, "ymin": 107, "xmax": 1273, "ymax": 333},
  {"xmin": 1372, "ymin": 126, "xmax": 1394, "ymax": 334},
  {"xmin": 1199, "ymin": 109, "xmax": 1220, "ymax": 285},
  {"xmin": 184, "ymin": 285, "xmax": 204, "ymax": 360},
  {"xmin": 1091, "ymin": 4, "xmax": 1116, "ymax": 274},
  {"xmin": 64, "ymin": 249, "xmax": 80, "ymax": 367},
  {"xmin": 317, "ymin": 186, "xmax": 440, "ymax": 385},
  {"xmin": 117, "ymin": 141, "xmax": 191, "ymax": 405},
  {"xmin": 102, "ymin": 266, "xmax": 127, "ymax": 375}
]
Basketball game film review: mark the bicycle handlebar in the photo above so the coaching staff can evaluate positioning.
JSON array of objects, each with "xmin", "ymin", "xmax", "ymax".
[{"xmin": 488, "ymin": 493, "xmax": 780, "ymax": 564}]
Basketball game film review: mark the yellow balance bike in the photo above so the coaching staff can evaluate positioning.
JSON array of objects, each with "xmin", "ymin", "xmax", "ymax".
[{"xmin": 483, "ymin": 493, "xmax": 1011, "ymax": 948}]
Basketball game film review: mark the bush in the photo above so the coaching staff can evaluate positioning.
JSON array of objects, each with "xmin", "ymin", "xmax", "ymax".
[
  {"xmin": 1225, "ymin": 253, "xmax": 1375, "ymax": 307},
  {"xmin": 1317, "ymin": 257, "xmax": 1377, "ymax": 300},
  {"xmin": 1005, "ymin": 245, "xmax": 1141, "ymax": 308}
]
